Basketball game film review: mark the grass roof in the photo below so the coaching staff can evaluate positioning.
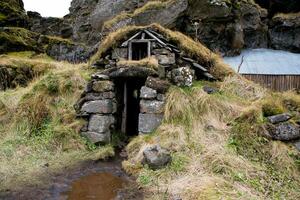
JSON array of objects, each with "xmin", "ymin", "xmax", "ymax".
[{"xmin": 90, "ymin": 24, "xmax": 235, "ymax": 80}]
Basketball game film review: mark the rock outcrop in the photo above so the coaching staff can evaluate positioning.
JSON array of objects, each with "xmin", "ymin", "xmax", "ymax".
[
  {"xmin": 181, "ymin": 0, "xmax": 268, "ymax": 55},
  {"xmin": 0, "ymin": 0, "xmax": 28, "ymax": 27},
  {"xmin": 269, "ymin": 13, "xmax": 300, "ymax": 53},
  {"xmin": 0, "ymin": 27, "xmax": 90, "ymax": 63},
  {"xmin": 27, "ymin": 11, "xmax": 73, "ymax": 38},
  {"xmin": 0, "ymin": 62, "xmax": 36, "ymax": 90}
]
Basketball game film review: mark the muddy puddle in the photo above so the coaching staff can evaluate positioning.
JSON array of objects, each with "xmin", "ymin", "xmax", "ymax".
[
  {"xmin": 62, "ymin": 172, "xmax": 127, "ymax": 200},
  {"xmin": 0, "ymin": 156, "xmax": 143, "ymax": 200}
]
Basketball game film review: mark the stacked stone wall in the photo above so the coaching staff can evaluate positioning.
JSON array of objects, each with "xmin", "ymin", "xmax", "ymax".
[{"xmin": 76, "ymin": 78, "xmax": 117, "ymax": 144}]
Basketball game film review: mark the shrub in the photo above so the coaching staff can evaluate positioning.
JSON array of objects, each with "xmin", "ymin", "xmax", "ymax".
[{"xmin": 261, "ymin": 98, "xmax": 285, "ymax": 117}]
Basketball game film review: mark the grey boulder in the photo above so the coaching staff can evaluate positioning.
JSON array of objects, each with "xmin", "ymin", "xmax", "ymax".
[
  {"xmin": 203, "ymin": 85, "xmax": 219, "ymax": 94},
  {"xmin": 266, "ymin": 123, "xmax": 300, "ymax": 141},
  {"xmin": 267, "ymin": 113, "xmax": 292, "ymax": 124},
  {"xmin": 81, "ymin": 131, "xmax": 111, "ymax": 144},
  {"xmin": 142, "ymin": 145, "xmax": 171, "ymax": 170}
]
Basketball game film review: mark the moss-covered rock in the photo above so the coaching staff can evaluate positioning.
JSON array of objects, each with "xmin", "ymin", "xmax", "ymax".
[
  {"xmin": 0, "ymin": 27, "xmax": 90, "ymax": 63},
  {"xmin": 0, "ymin": 0, "xmax": 28, "ymax": 27},
  {"xmin": 0, "ymin": 27, "xmax": 42, "ymax": 53}
]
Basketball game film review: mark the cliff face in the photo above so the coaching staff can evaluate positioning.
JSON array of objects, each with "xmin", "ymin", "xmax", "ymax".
[
  {"xmin": 64, "ymin": 0, "xmax": 270, "ymax": 55},
  {"xmin": 67, "ymin": 0, "xmax": 157, "ymax": 45},
  {"xmin": 180, "ymin": 0, "xmax": 268, "ymax": 55}
]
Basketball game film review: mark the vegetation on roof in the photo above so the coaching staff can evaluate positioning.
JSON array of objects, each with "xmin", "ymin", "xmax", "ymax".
[
  {"xmin": 116, "ymin": 56, "xmax": 159, "ymax": 70},
  {"xmin": 91, "ymin": 23, "xmax": 234, "ymax": 80},
  {"xmin": 274, "ymin": 12, "xmax": 300, "ymax": 20}
]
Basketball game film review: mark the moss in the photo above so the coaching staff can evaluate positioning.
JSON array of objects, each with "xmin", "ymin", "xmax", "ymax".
[
  {"xmin": 0, "ymin": 27, "xmax": 41, "ymax": 53},
  {"xmin": 0, "ymin": 13, "xmax": 7, "ymax": 21},
  {"xmin": 262, "ymin": 100, "xmax": 285, "ymax": 117},
  {"xmin": 116, "ymin": 56, "xmax": 159, "ymax": 69}
]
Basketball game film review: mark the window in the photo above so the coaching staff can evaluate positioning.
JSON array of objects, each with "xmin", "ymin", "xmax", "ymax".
[{"xmin": 129, "ymin": 41, "xmax": 150, "ymax": 60}]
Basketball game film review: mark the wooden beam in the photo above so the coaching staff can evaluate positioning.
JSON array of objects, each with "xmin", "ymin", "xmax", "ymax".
[
  {"xmin": 144, "ymin": 30, "xmax": 167, "ymax": 47},
  {"xmin": 121, "ymin": 31, "xmax": 142, "ymax": 47}
]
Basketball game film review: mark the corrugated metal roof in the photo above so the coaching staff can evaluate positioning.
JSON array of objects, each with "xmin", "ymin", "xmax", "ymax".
[{"xmin": 223, "ymin": 49, "xmax": 300, "ymax": 75}]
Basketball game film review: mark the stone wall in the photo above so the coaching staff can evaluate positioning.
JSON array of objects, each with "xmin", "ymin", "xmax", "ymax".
[
  {"xmin": 76, "ymin": 77, "xmax": 117, "ymax": 144},
  {"xmin": 138, "ymin": 77, "xmax": 168, "ymax": 134}
]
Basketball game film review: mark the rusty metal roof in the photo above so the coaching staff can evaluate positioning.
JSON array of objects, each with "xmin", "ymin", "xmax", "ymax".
[{"xmin": 223, "ymin": 49, "xmax": 300, "ymax": 75}]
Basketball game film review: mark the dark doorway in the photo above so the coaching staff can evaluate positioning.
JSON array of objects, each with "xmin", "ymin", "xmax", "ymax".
[
  {"xmin": 114, "ymin": 78, "xmax": 146, "ymax": 137},
  {"xmin": 131, "ymin": 42, "xmax": 149, "ymax": 60}
]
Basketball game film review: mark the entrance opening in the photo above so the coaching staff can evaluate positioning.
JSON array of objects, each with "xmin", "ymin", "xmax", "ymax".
[
  {"xmin": 114, "ymin": 78, "xmax": 146, "ymax": 137},
  {"xmin": 131, "ymin": 42, "xmax": 149, "ymax": 60}
]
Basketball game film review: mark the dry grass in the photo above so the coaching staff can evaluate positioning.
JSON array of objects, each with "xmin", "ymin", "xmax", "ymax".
[
  {"xmin": 0, "ymin": 53, "xmax": 114, "ymax": 191},
  {"xmin": 117, "ymin": 56, "xmax": 159, "ymax": 69},
  {"xmin": 91, "ymin": 23, "xmax": 234, "ymax": 80},
  {"xmin": 123, "ymin": 76, "xmax": 300, "ymax": 199},
  {"xmin": 274, "ymin": 12, "xmax": 300, "ymax": 20}
]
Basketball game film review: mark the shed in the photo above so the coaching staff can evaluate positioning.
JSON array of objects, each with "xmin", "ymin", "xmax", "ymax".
[
  {"xmin": 224, "ymin": 49, "xmax": 300, "ymax": 91},
  {"xmin": 75, "ymin": 25, "xmax": 231, "ymax": 144}
]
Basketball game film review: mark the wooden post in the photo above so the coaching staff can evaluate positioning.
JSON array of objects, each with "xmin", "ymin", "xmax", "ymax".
[{"xmin": 121, "ymin": 82, "xmax": 128, "ymax": 134}]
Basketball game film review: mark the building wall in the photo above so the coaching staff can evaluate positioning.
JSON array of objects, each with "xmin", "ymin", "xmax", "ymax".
[{"xmin": 242, "ymin": 74, "xmax": 300, "ymax": 92}]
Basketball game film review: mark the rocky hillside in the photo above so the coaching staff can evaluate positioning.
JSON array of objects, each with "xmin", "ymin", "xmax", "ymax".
[
  {"xmin": 64, "ymin": 0, "xmax": 300, "ymax": 55},
  {"xmin": 1, "ymin": 0, "xmax": 300, "ymax": 58}
]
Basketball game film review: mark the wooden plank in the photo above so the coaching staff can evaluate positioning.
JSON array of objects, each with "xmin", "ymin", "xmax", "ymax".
[
  {"xmin": 144, "ymin": 30, "xmax": 167, "ymax": 47},
  {"xmin": 242, "ymin": 74, "xmax": 300, "ymax": 91},
  {"xmin": 121, "ymin": 82, "xmax": 128, "ymax": 134},
  {"xmin": 121, "ymin": 31, "xmax": 142, "ymax": 47},
  {"xmin": 192, "ymin": 63, "xmax": 208, "ymax": 72}
]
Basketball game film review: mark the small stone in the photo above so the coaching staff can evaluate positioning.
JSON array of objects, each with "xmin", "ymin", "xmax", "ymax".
[
  {"xmin": 92, "ymin": 80, "xmax": 114, "ymax": 92},
  {"xmin": 138, "ymin": 113, "xmax": 163, "ymax": 133},
  {"xmin": 142, "ymin": 145, "xmax": 171, "ymax": 170},
  {"xmin": 171, "ymin": 67, "xmax": 194, "ymax": 87},
  {"xmin": 81, "ymin": 131, "xmax": 111, "ymax": 144},
  {"xmin": 140, "ymin": 100, "xmax": 165, "ymax": 114},
  {"xmin": 145, "ymin": 77, "xmax": 171, "ymax": 93},
  {"xmin": 140, "ymin": 86, "xmax": 157, "ymax": 99},
  {"xmin": 91, "ymin": 73, "xmax": 109, "ymax": 80},
  {"xmin": 88, "ymin": 114, "xmax": 115, "ymax": 133},
  {"xmin": 203, "ymin": 85, "xmax": 219, "ymax": 94},
  {"xmin": 267, "ymin": 113, "xmax": 292, "ymax": 124},
  {"xmin": 155, "ymin": 54, "xmax": 176, "ymax": 65},
  {"xmin": 157, "ymin": 94, "xmax": 166, "ymax": 101},
  {"xmin": 81, "ymin": 100, "xmax": 116, "ymax": 114}
]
